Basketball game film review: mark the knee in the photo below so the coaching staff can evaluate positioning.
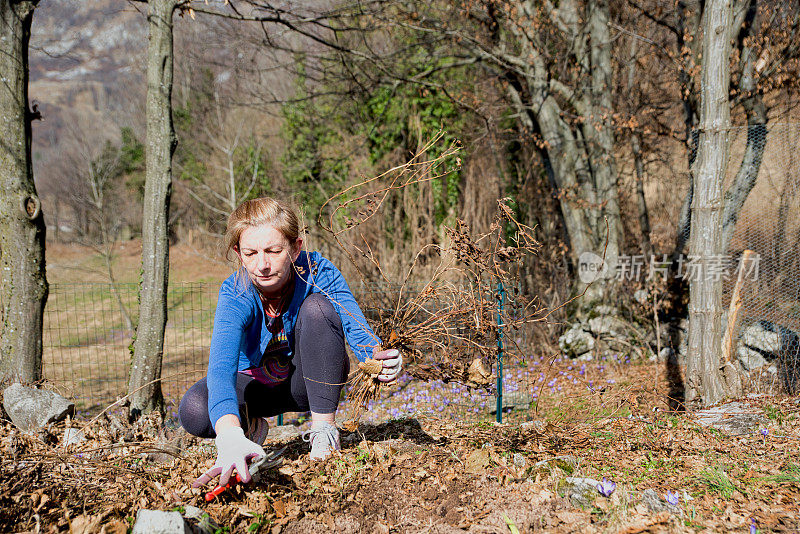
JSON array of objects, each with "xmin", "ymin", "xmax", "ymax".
[
  {"xmin": 298, "ymin": 293, "xmax": 341, "ymax": 327},
  {"xmin": 178, "ymin": 384, "xmax": 211, "ymax": 437}
]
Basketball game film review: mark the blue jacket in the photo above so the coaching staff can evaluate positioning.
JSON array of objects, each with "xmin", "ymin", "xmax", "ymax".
[{"xmin": 207, "ymin": 250, "xmax": 379, "ymax": 425}]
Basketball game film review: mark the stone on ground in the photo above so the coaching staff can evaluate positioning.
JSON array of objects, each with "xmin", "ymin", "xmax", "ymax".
[
  {"xmin": 740, "ymin": 322, "xmax": 781, "ymax": 354},
  {"xmin": 488, "ymin": 390, "xmax": 532, "ymax": 414},
  {"xmin": 587, "ymin": 316, "xmax": 627, "ymax": 337},
  {"xmin": 533, "ymin": 455, "xmax": 578, "ymax": 475},
  {"xmin": 131, "ymin": 510, "xmax": 189, "ymax": 534},
  {"xmin": 560, "ymin": 477, "xmax": 600, "ymax": 508},
  {"xmin": 2, "ymin": 383, "xmax": 74, "ymax": 432},
  {"xmin": 182, "ymin": 505, "xmax": 218, "ymax": 534},
  {"xmin": 736, "ymin": 346, "xmax": 768, "ymax": 370},
  {"xmin": 558, "ymin": 326, "xmax": 595, "ymax": 357},
  {"xmin": 693, "ymin": 402, "xmax": 767, "ymax": 436},
  {"xmin": 641, "ymin": 489, "xmax": 683, "ymax": 516}
]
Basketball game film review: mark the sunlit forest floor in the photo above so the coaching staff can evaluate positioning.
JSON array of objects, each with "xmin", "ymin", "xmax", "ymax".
[{"xmin": 2, "ymin": 354, "xmax": 799, "ymax": 533}]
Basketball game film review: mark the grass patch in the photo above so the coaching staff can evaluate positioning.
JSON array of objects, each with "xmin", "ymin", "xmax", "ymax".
[
  {"xmin": 692, "ymin": 466, "xmax": 740, "ymax": 499},
  {"xmin": 757, "ymin": 463, "xmax": 800, "ymax": 487}
]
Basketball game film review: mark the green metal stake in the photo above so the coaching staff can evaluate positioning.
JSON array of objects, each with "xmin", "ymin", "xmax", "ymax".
[
  {"xmin": 277, "ymin": 414, "xmax": 284, "ymax": 426},
  {"xmin": 496, "ymin": 282, "xmax": 505, "ymax": 423}
]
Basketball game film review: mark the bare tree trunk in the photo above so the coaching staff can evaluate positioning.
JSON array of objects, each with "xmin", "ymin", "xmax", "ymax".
[
  {"xmin": 128, "ymin": 0, "xmax": 178, "ymax": 419},
  {"xmin": 631, "ymin": 134, "xmax": 652, "ymax": 259},
  {"xmin": 685, "ymin": 0, "xmax": 740, "ymax": 408},
  {"xmin": 0, "ymin": 0, "xmax": 47, "ymax": 386},
  {"xmin": 720, "ymin": 0, "xmax": 767, "ymax": 252},
  {"xmin": 672, "ymin": 0, "xmax": 703, "ymax": 262},
  {"xmin": 626, "ymin": 38, "xmax": 652, "ymax": 259}
]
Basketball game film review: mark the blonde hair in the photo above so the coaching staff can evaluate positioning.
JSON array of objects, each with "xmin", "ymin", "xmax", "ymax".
[{"xmin": 225, "ymin": 197, "xmax": 301, "ymax": 264}]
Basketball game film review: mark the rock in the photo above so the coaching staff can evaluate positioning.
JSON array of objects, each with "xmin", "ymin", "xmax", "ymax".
[
  {"xmin": 534, "ymin": 455, "xmax": 578, "ymax": 475},
  {"xmin": 693, "ymin": 402, "xmax": 768, "ymax": 436},
  {"xmin": 740, "ymin": 322, "xmax": 781, "ymax": 354},
  {"xmin": 560, "ymin": 477, "xmax": 600, "ymax": 508},
  {"xmin": 182, "ymin": 506, "xmax": 218, "ymax": 534},
  {"xmin": 131, "ymin": 510, "xmax": 189, "ymax": 534},
  {"xmin": 641, "ymin": 489, "xmax": 666, "ymax": 512},
  {"xmin": 2, "ymin": 383, "xmax": 74, "ymax": 433},
  {"xmin": 641, "ymin": 489, "xmax": 682, "ymax": 516},
  {"xmin": 736, "ymin": 346, "xmax": 768, "ymax": 370},
  {"xmin": 594, "ymin": 305, "xmax": 619, "ymax": 316},
  {"xmin": 63, "ymin": 427, "xmax": 85, "ymax": 447},
  {"xmin": 654, "ymin": 347, "xmax": 674, "ymax": 363},
  {"xmin": 488, "ymin": 391, "xmax": 532, "ymax": 414},
  {"xmin": 559, "ymin": 326, "xmax": 595, "ymax": 357},
  {"xmin": 267, "ymin": 424, "xmax": 301, "ymax": 444},
  {"xmin": 587, "ymin": 316, "xmax": 627, "ymax": 337}
]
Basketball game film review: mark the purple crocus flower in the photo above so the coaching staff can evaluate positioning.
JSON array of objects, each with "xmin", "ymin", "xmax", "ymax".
[
  {"xmin": 760, "ymin": 428, "xmax": 768, "ymax": 437},
  {"xmin": 596, "ymin": 477, "xmax": 616, "ymax": 497},
  {"xmin": 665, "ymin": 491, "xmax": 680, "ymax": 506},
  {"xmin": 750, "ymin": 518, "xmax": 757, "ymax": 534}
]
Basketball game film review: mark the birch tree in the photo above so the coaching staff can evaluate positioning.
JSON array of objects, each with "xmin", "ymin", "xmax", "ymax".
[{"xmin": 0, "ymin": 0, "xmax": 47, "ymax": 386}]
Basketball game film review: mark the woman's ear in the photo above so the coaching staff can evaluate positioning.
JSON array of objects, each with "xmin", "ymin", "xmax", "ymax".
[{"xmin": 291, "ymin": 238, "xmax": 304, "ymax": 262}]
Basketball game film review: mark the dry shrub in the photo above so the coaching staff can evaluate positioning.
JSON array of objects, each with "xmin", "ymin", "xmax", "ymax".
[{"xmin": 312, "ymin": 134, "xmax": 551, "ymax": 426}]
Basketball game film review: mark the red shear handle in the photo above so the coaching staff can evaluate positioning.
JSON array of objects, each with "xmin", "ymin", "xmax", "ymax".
[{"xmin": 204, "ymin": 473, "xmax": 243, "ymax": 501}]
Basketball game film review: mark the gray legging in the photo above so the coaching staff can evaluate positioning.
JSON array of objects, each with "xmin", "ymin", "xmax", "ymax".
[{"xmin": 179, "ymin": 293, "xmax": 350, "ymax": 438}]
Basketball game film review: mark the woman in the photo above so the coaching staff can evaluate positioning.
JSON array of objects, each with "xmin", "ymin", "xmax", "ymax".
[{"xmin": 179, "ymin": 197, "xmax": 401, "ymax": 488}]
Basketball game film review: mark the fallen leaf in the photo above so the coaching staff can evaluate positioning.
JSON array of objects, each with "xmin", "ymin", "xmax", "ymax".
[
  {"xmin": 273, "ymin": 499, "xmax": 286, "ymax": 518},
  {"xmin": 70, "ymin": 514, "xmax": 104, "ymax": 534},
  {"xmin": 100, "ymin": 520, "xmax": 127, "ymax": 534}
]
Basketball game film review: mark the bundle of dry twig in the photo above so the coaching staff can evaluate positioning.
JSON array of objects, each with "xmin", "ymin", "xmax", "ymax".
[{"xmin": 317, "ymin": 134, "xmax": 547, "ymax": 426}]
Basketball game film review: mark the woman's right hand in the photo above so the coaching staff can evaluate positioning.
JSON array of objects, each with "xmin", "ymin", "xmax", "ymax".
[
  {"xmin": 192, "ymin": 425, "xmax": 265, "ymax": 488},
  {"xmin": 372, "ymin": 348, "xmax": 403, "ymax": 383}
]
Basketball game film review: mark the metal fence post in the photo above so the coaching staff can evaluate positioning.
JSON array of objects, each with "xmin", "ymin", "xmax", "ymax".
[{"xmin": 496, "ymin": 282, "xmax": 505, "ymax": 423}]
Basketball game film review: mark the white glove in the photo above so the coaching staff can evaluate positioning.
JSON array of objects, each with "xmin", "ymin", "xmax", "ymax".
[
  {"xmin": 193, "ymin": 426, "xmax": 265, "ymax": 488},
  {"xmin": 373, "ymin": 348, "xmax": 402, "ymax": 383}
]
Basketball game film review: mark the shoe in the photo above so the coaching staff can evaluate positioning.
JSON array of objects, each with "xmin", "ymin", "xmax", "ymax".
[
  {"xmin": 246, "ymin": 416, "xmax": 269, "ymax": 446},
  {"xmin": 301, "ymin": 421, "xmax": 340, "ymax": 460}
]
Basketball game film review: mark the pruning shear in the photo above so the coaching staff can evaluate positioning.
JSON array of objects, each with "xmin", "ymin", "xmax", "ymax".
[{"xmin": 204, "ymin": 446, "xmax": 285, "ymax": 502}]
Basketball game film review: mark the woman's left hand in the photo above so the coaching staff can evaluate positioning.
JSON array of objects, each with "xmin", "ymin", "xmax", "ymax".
[{"xmin": 372, "ymin": 348, "xmax": 402, "ymax": 383}]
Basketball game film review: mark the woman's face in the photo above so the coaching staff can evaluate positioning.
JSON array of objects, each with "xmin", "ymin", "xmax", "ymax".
[{"xmin": 236, "ymin": 224, "xmax": 302, "ymax": 298}]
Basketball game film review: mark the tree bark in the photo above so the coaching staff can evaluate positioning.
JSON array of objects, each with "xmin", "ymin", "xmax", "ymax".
[
  {"xmin": 685, "ymin": 0, "xmax": 740, "ymax": 408},
  {"xmin": 720, "ymin": 0, "xmax": 767, "ymax": 252},
  {"xmin": 128, "ymin": 0, "xmax": 178, "ymax": 419},
  {"xmin": 0, "ymin": 0, "xmax": 47, "ymax": 386},
  {"xmin": 626, "ymin": 38, "xmax": 652, "ymax": 259},
  {"xmin": 504, "ymin": 0, "xmax": 622, "ymax": 305}
]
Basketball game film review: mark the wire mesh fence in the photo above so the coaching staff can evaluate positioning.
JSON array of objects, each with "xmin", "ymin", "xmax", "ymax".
[
  {"xmin": 43, "ymin": 279, "xmax": 543, "ymax": 424},
  {"xmin": 43, "ymin": 282, "xmax": 217, "ymax": 412},
  {"xmin": 677, "ymin": 123, "xmax": 800, "ymax": 394}
]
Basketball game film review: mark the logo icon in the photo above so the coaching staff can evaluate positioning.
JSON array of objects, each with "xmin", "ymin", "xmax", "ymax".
[{"xmin": 578, "ymin": 251, "xmax": 609, "ymax": 284}]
